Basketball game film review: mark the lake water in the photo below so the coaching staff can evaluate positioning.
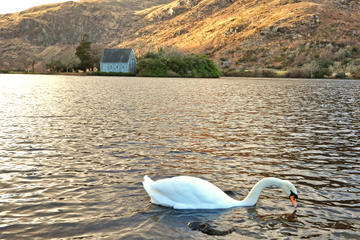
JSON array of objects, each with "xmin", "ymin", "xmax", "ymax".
[{"xmin": 0, "ymin": 74, "xmax": 359, "ymax": 239}]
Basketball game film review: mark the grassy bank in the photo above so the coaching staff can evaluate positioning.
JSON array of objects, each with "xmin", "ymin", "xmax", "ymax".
[
  {"xmin": 89, "ymin": 72, "xmax": 136, "ymax": 76},
  {"xmin": 2, "ymin": 69, "xmax": 359, "ymax": 79},
  {"xmin": 222, "ymin": 66, "xmax": 360, "ymax": 79},
  {"xmin": 221, "ymin": 41, "xmax": 360, "ymax": 79},
  {"xmin": 0, "ymin": 71, "xmax": 89, "ymax": 76}
]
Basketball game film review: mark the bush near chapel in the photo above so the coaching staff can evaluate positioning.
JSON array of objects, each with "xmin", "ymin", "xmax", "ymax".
[{"xmin": 137, "ymin": 49, "xmax": 221, "ymax": 78}]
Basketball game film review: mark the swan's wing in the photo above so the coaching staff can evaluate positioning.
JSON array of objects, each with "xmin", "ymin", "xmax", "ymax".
[{"xmin": 149, "ymin": 176, "xmax": 233, "ymax": 208}]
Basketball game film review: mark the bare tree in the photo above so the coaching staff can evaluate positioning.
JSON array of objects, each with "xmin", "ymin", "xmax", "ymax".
[{"xmin": 17, "ymin": 55, "xmax": 31, "ymax": 72}]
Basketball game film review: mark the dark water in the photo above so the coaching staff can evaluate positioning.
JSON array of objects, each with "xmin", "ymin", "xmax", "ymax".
[{"xmin": 0, "ymin": 75, "xmax": 359, "ymax": 239}]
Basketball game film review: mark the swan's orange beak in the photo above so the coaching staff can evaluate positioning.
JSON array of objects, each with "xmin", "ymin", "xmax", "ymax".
[{"xmin": 290, "ymin": 195, "xmax": 297, "ymax": 208}]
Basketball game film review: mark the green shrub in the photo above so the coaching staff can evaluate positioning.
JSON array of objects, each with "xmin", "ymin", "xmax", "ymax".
[
  {"xmin": 285, "ymin": 66, "xmax": 330, "ymax": 78},
  {"xmin": 222, "ymin": 68, "xmax": 278, "ymax": 78},
  {"xmin": 353, "ymin": 70, "xmax": 360, "ymax": 79},
  {"xmin": 0, "ymin": 70, "xmax": 9, "ymax": 73},
  {"xmin": 285, "ymin": 68, "xmax": 310, "ymax": 78},
  {"xmin": 261, "ymin": 69, "xmax": 278, "ymax": 77},
  {"xmin": 334, "ymin": 72, "xmax": 346, "ymax": 79},
  {"xmin": 137, "ymin": 57, "xmax": 168, "ymax": 77},
  {"xmin": 137, "ymin": 50, "xmax": 220, "ymax": 78},
  {"xmin": 317, "ymin": 59, "xmax": 334, "ymax": 68}
]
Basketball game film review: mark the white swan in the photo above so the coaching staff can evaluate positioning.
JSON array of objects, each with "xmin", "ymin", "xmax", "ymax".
[{"xmin": 143, "ymin": 175, "xmax": 298, "ymax": 209}]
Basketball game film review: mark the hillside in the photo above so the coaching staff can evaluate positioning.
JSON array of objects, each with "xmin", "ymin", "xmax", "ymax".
[{"xmin": 0, "ymin": 0, "xmax": 360, "ymax": 74}]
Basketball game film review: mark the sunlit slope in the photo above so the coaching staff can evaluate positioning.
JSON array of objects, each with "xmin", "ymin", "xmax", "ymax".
[
  {"xmin": 121, "ymin": 0, "xmax": 360, "ymax": 67},
  {"xmin": 126, "ymin": 0, "xmax": 318, "ymax": 51},
  {"xmin": 0, "ymin": 0, "xmax": 359, "ymax": 70}
]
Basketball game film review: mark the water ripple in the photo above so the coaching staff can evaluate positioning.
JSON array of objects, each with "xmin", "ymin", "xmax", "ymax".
[{"xmin": 0, "ymin": 75, "xmax": 359, "ymax": 239}]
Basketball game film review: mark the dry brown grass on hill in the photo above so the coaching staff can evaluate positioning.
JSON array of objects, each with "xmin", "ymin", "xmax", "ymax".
[
  {"xmin": 120, "ymin": 0, "xmax": 320, "ymax": 58},
  {"xmin": 1, "ymin": 0, "xmax": 360, "ymax": 74}
]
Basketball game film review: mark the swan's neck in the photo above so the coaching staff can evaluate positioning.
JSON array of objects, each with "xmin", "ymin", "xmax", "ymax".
[{"xmin": 237, "ymin": 177, "xmax": 284, "ymax": 206}]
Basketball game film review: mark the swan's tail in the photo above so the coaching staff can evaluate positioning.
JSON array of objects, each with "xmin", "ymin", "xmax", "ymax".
[
  {"xmin": 142, "ymin": 175, "xmax": 172, "ymax": 207},
  {"xmin": 143, "ymin": 175, "xmax": 154, "ymax": 196}
]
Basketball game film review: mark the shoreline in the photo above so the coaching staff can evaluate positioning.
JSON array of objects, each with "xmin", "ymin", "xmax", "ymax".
[{"xmin": 1, "ymin": 71, "xmax": 359, "ymax": 80}]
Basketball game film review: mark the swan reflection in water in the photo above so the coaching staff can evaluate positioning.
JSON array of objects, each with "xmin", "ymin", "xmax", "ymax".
[{"xmin": 141, "ymin": 188, "xmax": 299, "ymax": 236}]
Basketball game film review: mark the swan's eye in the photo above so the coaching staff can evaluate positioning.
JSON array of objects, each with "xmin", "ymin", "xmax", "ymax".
[{"xmin": 290, "ymin": 190, "xmax": 298, "ymax": 199}]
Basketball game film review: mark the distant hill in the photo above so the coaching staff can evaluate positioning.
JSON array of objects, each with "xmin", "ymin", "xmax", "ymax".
[{"xmin": 1, "ymin": 0, "xmax": 360, "ymax": 73}]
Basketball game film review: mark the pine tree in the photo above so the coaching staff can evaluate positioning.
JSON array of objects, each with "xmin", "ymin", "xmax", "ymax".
[{"xmin": 75, "ymin": 34, "xmax": 92, "ymax": 71}]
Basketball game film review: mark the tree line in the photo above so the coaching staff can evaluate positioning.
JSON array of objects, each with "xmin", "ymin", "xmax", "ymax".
[{"xmin": 41, "ymin": 36, "xmax": 222, "ymax": 78}]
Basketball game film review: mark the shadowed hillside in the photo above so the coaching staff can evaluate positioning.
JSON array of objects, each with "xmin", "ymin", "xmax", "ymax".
[{"xmin": 1, "ymin": 0, "xmax": 359, "ymax": 74}]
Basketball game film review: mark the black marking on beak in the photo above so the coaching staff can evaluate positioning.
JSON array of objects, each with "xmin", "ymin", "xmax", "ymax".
[{"xmin": 290, "ymin": 190, "xmax": 298, "ymax": 200}]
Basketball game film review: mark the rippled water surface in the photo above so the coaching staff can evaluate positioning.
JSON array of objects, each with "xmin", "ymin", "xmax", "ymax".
[{"xmin": 0, "ymin": 75, "xmax": 359, "ymax": 239}]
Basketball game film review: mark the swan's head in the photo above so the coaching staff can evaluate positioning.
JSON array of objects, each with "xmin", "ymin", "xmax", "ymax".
[{"xmin": 281, "ymin": 180, "xmax": 298, "ymax": 208}]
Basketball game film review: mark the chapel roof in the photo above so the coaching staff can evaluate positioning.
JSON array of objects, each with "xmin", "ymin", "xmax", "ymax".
[{"xmin": 101, "ymin": 49, "xmax": 133, "ymax": 63}]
